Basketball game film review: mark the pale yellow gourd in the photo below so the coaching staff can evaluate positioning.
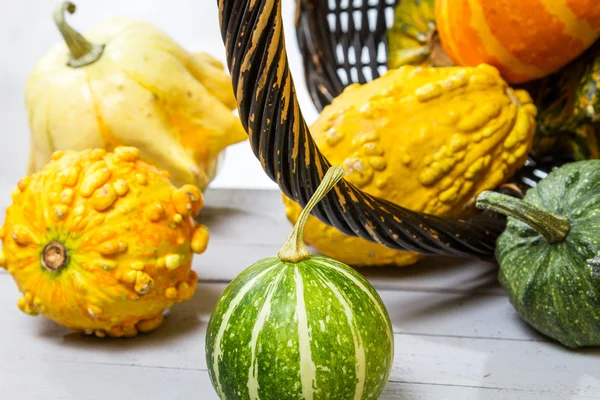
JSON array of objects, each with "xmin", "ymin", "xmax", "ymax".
[
  {"xmin": 26, "ymin": 2, "xmax": 246, "ymax": 190},
  {"xmin": 283, "ymin": 64, "xmax": 537, "ymax": 267}
]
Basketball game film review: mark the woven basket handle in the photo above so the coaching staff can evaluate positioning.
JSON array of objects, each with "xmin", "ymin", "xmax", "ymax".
[{"xmin": 217, "ymin": 0, "xmax": 505, "ymax": 260}]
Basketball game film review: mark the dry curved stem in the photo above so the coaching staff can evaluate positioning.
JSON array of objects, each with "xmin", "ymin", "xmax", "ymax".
[
  {"xmin": 427, "ymin": 29, "xmax": 455, "ymax": 67},
  {"xmin": 278, "ymin": 166, "xmax": 346, "ymax": 263},
  {"xmin": 476, "ymin": 191, "xmax": 570, "ymax": 244},
  {"xmin": 53, "ymin": 1, "xmax": 104, "ymax": 68}
]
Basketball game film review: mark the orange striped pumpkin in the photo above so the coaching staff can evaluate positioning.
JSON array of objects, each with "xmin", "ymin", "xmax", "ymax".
[{"xmin": 435, "ymin": 0, "xmax": 600, "ymax": 83}]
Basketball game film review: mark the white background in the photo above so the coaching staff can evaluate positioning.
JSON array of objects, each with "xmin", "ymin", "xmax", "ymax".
[{"xmin": 0, "ymin": 0, "xmax": 319, "ymax": 194}]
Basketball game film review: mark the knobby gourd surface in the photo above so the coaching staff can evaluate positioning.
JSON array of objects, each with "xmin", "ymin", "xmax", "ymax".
[{"xmin": 217, "ymin": 0, "xmax": 507, "ymax": 259}]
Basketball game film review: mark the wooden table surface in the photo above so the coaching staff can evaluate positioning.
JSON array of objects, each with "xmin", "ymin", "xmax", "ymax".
[{"xmin": 1, "ymin": 189, "xmax": 599, "ymax": 400}]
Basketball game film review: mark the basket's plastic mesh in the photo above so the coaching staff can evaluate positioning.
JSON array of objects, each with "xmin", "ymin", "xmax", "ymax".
[{"xmin": 326, "ymin": 0, "xmax": 397, "ymax": 85}]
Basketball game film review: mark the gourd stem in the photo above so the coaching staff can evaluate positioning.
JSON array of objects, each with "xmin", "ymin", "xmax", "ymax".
[
  {"xmin": 53, "ymin": 2, "xmax": 104, "ymax": 68},
  {"xmin": 278, "ymin": 166, "xmax": 346, "ymax": 263},
  {"xmin": 476, "ymin": 191, "xmax": 570, "ymax": 244},
  {"xmin": 427, "ymin": 29, "xmax": 455, "ymax": 67},
  {"xmin": 42, "ymin": 241, "xmax": 68, "ymax": 272}
]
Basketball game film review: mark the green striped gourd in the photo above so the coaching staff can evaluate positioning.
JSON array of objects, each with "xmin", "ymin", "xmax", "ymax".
[{"xmin": 206, "ymin": 166, "xmax": 394, "ymax": 399}]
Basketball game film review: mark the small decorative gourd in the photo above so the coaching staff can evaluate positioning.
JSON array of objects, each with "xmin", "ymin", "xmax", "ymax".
[
  {"xmin": 0, "ymin": 147, "xmax": 209, "ymax": 337},
  {"xmin": 26, "ymin": 2, "xmax": 247, "ymax": 191},
  {"xmin": 435, "ymin": 0, "xmax": 600, "ymax": 83},
  {"xmin": 534, "ymin": 42, "xmax": 600, "ymax": 160},
  {"xmin": 283, "ymin": 64, "xmax": 537, "ymax": 267},
  {"xmin": 206, "ymin": 167, "xmax": 394, "ymax": 399},
  {"xmin": 476, "ymin": 160, "xmax": 600, "ymax": 348},
  {"xmin": 388, "ymin": 0, "xmax": 453, "ymax": 69}
]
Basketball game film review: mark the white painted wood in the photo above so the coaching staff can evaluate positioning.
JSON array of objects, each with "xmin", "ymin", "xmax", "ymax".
[
  {"xmin": 2, "ymin": 189, "xmax": 503, "ymax": 295},
  {"xmin": 1, "ymin": 359, "xmax": 583, "ymax": 400},
  {"xmin": 0, "ymin": 358, "xmax": 220, "ymax": 400},
  {"xmin": 1, "ymin": 277, "xmax": 599, "ymax": 398},
  {"xmin": 1, "ymin": 188, "xmax": 600, "ymax": 399},
  {"xmin": 197, "ymin": 189, "xmax": 503, "ymax": 294},
  {"xmin": 380, "ymin": 383, "xmax": 575, "ymax": 400}
]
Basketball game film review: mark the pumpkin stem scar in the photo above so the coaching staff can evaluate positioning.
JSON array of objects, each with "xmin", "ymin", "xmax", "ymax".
[
  {"xmin": 427, "ymin": 29, "xmax": 455, "ymax": 67},
  {"xmin": 476, "ymin": 191, "xmax": 570, "ymax": 245},
  {"xmin": 53, "ymin": 1, "xmax": 105, "ymax": 68},
  {"xmin": 278, "ymin": 166, "xmax": 346, "ymax": 263},
  {"xmin": 42, "ymin": 241, "xmax": 69, "ymax": 272}
]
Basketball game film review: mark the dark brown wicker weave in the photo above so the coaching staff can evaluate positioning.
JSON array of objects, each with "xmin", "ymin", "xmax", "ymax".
[
  {"xmin": 216, "ymin": 0, "xmax": 569, "ymax": 262},
  {"xmin": 296, "ymin": 0, "xmax": 398, "ymax": 111}
]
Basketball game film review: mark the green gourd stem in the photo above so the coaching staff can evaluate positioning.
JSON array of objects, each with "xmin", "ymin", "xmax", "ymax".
[
  {"xmin": 476, "ymin": 191, "xmax": 570, "ymax": 244},
  {"xmin": 53, "ymin": 2, "xmax": 104, "ymax": 68},
  {"xmin": 278, "ymin": 166, "xmax": 346, "ymax": 263}
]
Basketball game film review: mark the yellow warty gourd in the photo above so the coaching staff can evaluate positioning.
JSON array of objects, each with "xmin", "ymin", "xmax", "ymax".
[
  {"xmin": 26, "ymin": 2, "xmax": 246, "ymax": 190},
  {"xmin": 0, "ymin": 147, "xmax": 208, "ymax": 337},
  {"xmin": 283, "ymin": 64, "xmax": 537, "ymax": 267}
]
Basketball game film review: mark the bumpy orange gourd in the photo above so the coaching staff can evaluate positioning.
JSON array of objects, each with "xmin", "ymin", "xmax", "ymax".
[
  {"xmin": 0, "ymin": 147, "xmax": 209, "ymax": 337},
  {"xmin": 283, "ymin": 64, "xmax": 537, "ymax": 267},
  {"xmin": 435, "ymin": 0, "xmax": 600, "ymax": 83}
]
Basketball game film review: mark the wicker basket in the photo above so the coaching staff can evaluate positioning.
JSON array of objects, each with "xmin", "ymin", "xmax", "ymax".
[
  {"xmin": 296, "ymin": 0, "xmax": 398, "ymax": 111},
  {"xmin": 217, "ymin": 0, "xmax": 569, "ymax": 262},
  {"xmin": 294, "ymin": 0, "xmax": 569, "ymax": 194}
]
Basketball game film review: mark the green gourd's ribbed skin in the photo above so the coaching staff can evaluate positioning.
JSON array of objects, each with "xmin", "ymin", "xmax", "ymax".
[
  {"xmin": 496, "ymin": 160, "xmax": 600, "ymax": 348},
  {"xmin": 206, "ymin": 255, "xmax": 394, "ymax": 399}
]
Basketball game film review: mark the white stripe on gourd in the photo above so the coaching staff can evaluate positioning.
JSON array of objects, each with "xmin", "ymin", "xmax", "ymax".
[
  {"xmin": 247, "ymin": 269, "xmax": 285, "ymax": 400},
  {"xmin": 316, "ymin": 258, "xmax": 394, "ymax": 345},
  {"xmin": 212, "ymin": 263, "xmax": 281, "ymax": 398},
  {"xmin": 294, "ymin": 267, "xmax": 317, "ymax": 400},
  {"xmin": 316, "ymin": 268, "xmax": 366, "ymax": 400}
]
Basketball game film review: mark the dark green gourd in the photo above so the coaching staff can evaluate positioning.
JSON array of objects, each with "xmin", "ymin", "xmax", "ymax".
[{"xmin": 476, "ymin": 160, "xmax": 600, "ymax": 348}]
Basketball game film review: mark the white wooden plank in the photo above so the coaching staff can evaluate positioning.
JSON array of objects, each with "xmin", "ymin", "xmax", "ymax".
[
  {"xmin": 380, "ymin": 382, "xmax": 587, "ymax": 400},
  {"xmin": 199, "ymin": 189, "xmax": 290, "ymax": 247},
  {"xmin": 2, "ymin": 188, "xmax": 598, "ymax": 398},
  {"xmin": 0, "ymin": 242, "xmax": 505, "ymax": 295},
  {"xmin": 381, "ymin": 288, "xmax": 542, "ymax": 341},
  {"xmin": 0, "ymin": 358, "xmax": 219, "ymax": 400},
  {"xmin": 391, "ymin": 335, "xmax": 600, "ymax": 397},
  {"xmin": 1, "ymin": 188, "xmax": 503, "ymax": 294},
  {"xmin": 198, "ymin": 245, "xmax": 502, "ymax": 294},
  {"xmin": 1, "ymin": 276, "xmax": 598, "ymax": 397},
  {"xmin": 199, "ymin": 189, "xmax": 503, "ymax": 293},
  {"xmin": 0, "ymin": 277, "xmax": 536, "ymax": 352},
  {"xmin": 2, "ymin": 357, "xmax": 584, "ymax": 400}
]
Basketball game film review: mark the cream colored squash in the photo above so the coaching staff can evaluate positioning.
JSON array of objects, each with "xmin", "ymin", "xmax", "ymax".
[{"xmin": 26, "ymin": 2, "xmax": 247, "ymax": 190}]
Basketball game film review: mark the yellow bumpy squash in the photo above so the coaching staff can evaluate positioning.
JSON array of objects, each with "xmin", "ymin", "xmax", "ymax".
[
  {"xmin": 283, "ymin": 64, "xmax": 537, "ymax": 267},
  {"xmin": 26, "ymin": 2, "xmax": 247, "ymax": 190},
  {"xmin": 0, "ymin": 147, "xmax": 209, "ymax": 337}
]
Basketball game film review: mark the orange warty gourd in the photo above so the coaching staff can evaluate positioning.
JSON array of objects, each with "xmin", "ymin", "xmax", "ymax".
[
  {"xmin": 435, "ymin": 0, "xmax": 600, "ymax": 83},
  {"xmin": 0, "ymin": 147, "xmax": 209, "ymax": 337}
]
